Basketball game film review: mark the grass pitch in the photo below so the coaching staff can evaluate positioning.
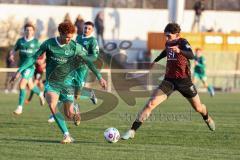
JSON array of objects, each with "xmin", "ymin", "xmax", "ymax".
[{"xmin": 0, "ymin": 92, "xmax": 239, "ymax": 160}]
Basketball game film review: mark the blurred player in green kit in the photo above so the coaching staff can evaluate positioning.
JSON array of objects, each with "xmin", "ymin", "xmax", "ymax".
[
  {"xmin": 193, "ymin": 48, "xmax": 215, "ymax": 97},
  {"xmin": 74, "ymin": 21, "xmax": 100, "ymax": 104},
  {"xmin": 9, "ymin": 22, "xmax": 45, "ymax": 115}
]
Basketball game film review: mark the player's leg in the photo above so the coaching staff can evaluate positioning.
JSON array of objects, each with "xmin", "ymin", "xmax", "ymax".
[
  {"xmin": 201, "ymin": 76, "xmax": 215, "ymax": 97},
  {"xmin": 177, "ymin": 78, "xmax": 215, "ymax": 131},
  {"xmin": 13, "ymin": 77, "xmax": 28, "ymax": 115},
  {"xmin": 25, "ymin": 72, "xmax": 37, "ymax": 104},
  {"xmin": 61, "ymin": 92, "xmax": 81, "ymax": 126},
  {"xmin": 187, "ymin": 94, "xmax": 215, "ymax": 131},
  {"xmin": 76, "ymin": 67, "xmax": 97, "ymax": 104},
  {"xmin": 122, "ymin": 80, "xmax": 173, "ymax": 140},
  {"xmin": 27, "ymin": 73, "xmax": 45, "ymax": 106},
  {"xmin": 45, "ymin": 90, "xmax": 73, "ymax": 143}
]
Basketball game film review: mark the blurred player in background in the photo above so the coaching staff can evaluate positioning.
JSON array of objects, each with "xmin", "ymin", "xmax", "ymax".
[
  {"xmin": 47, "ymin": 21, "xmax": 99, "ymax": 123},
  {"xmin": 193, "ymin": 48, "xmax": 215, "ymax": 96},
  {"xmin": 25, "ymin": 52, "xmax": 46, "ymax": 104},
  {"xmin": 74, "ymin": 21, "xmax": 99, "ymax": 104},
  {"xmin": 9, "ymin": 23, "xmax": 45, "ymax": 115},
  {"xmin": 122, "ymin": 23, "xmax": 215, "ymax": 140},
  {"xmin": 4, "ymin": 51, "xmax": 18, "ymax": 94},
  {"xmin": 10, "ymin": 22, "xmax": 107, "ymax": 144}
]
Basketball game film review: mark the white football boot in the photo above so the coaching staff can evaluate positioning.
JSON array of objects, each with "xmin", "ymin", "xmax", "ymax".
[
  {"xmin": 121, "ymin": 129, "xmax": 135, "ymax": 140},
  {"xmin": 13, "ymin": 106, "xmax": 23, "ymax": 115}
]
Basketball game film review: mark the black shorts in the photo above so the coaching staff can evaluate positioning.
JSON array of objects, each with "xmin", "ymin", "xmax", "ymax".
[{"xmin": 158, "ymin": 78, "xmax": 197, "ymax": 98}]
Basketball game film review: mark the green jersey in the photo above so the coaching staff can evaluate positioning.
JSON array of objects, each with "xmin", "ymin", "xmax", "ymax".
[
  {"xmin": 17, "ymin": 37, "xmax": 102, "ymax": 87},
  {"xmin": 14, "ymin": 37, "xmax": 40, "ymax": 67},
  {"xmin": 194, "ymin": 55, "xmax": 206, "ymax": 74},
  {"xmin": 72, "ymin": 35, "xmax": 100, "ymax": 87},
  {"xmin": 76, "ymin": 34, "xmax": 99, "ymax": 60}
]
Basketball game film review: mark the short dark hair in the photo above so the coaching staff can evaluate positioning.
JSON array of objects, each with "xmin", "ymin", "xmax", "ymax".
[
  {"xmin": 24, "ymin": 22, "xmax": 35, "ymax": 31},
  {"xmin": 164, "ymin": 23, "xmax": 181, "ymax": 34},
  {"xmin": 84, "ymin": 21, "xmax": 94, "ymax": 27},
  {"xmin": 58, "ymin": 21, "xmax": 75, "ymax": 34}
]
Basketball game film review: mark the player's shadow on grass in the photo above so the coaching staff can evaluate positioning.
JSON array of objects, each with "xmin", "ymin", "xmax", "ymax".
[
  {"xmin": 8, "ymin": 138, "xmax": 60, "ymax": 144},
  {"xmin": 5, "ymin": 138, "xmax": 100, "ymax": 144}
]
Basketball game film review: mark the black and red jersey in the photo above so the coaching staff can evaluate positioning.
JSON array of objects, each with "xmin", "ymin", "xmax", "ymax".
[{"xmin": 154, "ymin": 38, "xmax": 194, "ymax": 79}]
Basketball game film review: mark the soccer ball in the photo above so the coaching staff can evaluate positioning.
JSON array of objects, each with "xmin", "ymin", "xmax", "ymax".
[{"xmin": 104, "ymin": 127, "xmax": 120, "ymax": 143}]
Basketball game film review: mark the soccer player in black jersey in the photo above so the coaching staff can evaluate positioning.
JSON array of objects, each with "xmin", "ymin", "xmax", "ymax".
[{"xmin": 122, "ymin": 23, "xmax": 215, "ymax": 140}]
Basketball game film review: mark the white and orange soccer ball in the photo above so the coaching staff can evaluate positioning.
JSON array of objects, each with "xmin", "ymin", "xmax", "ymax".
[{"xmin": 104, "ymin": 127, "xmax": 120, "ymax": 143}]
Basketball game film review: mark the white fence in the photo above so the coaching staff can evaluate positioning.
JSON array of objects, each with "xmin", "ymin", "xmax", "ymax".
[{"xmin": 1, "ymin": 68, "xmax": 240, "ymax": 92}]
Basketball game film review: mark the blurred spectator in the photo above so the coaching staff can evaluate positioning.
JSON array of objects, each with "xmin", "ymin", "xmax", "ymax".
[
  {"xmin": 191, "ymin": 0, "xmax": 205, "ymax": 32},
  {"xmin": 4, "ymin": 52, "xmax": 18, "ymax": 94},
  {"xmin": 94, "ymin": 11, "xmax": 105, "ymax": 46},
  {"xmin": 74, "ymin": 14, "xmax": 85, "ymax": 35},
  {"xmin": 63, "ymin": 13, "xmax": 72, "ymax": 23}
]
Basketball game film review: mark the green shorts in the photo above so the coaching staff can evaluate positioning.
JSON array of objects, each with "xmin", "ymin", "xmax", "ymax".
[
  {"xmin": 194, "ymin": 72, "xmax": 207, "ymax": 81},
  {"xmin": 44, "ymin": 81, "xmax": 74, "ymax": 102},
  {"xmin": 21, "ymin": 67, "xmax": 35, "ymax": 80}
]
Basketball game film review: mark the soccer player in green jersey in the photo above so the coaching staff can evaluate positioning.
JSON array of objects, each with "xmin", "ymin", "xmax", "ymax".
[
  {"xmin": 9, "ymin": 23, "xmax": 45, "ymax": 115},
  {"xmin": 74, "ymin": 21, "xmax": 100, "ymax": 104},
  {"xmin": 193, "ymin": 48, "xmax": 215, "ymax": 96},
  {"xmin": 10, "ymin": 22, "xmax": 107, "ymax": 144},
  {"xmin": 47, "ymin": 21, "xmax": 100, "ymax": 123}
]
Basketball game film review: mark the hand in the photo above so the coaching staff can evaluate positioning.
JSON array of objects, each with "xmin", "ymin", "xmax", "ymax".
[
  {"xmin": 169, "ymin": 45, "xmax": 180, "ymax": 53},
  {"xmin": 9, "ymin": 72, "xmax": 20, "ymax": 83},
  {"xmin": 99, "ymin": 78, "xmax": 107, "ymax": 90}
]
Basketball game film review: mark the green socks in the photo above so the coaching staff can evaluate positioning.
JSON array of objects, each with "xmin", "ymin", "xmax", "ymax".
[
  {"xmin": 18, "ymin": 89, "xmax": 26, "ymax": 106},
  {"xmin": 53, "ymin": 112, "xmax": 69, "ymax": 134}
]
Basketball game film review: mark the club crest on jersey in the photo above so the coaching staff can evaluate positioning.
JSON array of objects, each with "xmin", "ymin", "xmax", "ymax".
[{"xmin": 65, "ymin": 50, "xmax": 74, "ymax": 55}]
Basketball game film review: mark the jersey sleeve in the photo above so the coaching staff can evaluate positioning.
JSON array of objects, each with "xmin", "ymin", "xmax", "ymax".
[
  {"xmin": 89, "ymin": 38, "xmax": 100, "ymax": 61},
  {"xmin": 179, "ymin": 39, "xmax": 194, "ymax": 59},
  {"xmin": 154, "ymin": 49, "xmax": 167, "ymax": 62},
  {"xmin": 17, "ymin": 40, "xmax": 48, "ymax": 73}
]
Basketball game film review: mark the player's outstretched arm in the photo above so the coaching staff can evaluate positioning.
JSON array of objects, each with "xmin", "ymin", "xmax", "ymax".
[
  {"xmin": 150, "ymin": 49, "xmax": 167, "ymax": 69},
  {"xmin": 9, "ymin": 71, "xmax": 21, "ymax": 84}
]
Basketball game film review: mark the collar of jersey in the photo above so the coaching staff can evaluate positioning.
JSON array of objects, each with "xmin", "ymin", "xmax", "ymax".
[
  {"xmin": 24, "ymin": 36, "xmax": 34, "ymax": 42},
  {"xmin": 82, "ymin": 33, "xmax": 94, "ymax": 39},
  {"xmin": 55, "ymin": 37, "xmax": 66, "ymax": 48}
]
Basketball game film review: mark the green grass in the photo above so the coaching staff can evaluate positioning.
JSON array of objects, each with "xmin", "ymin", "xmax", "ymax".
[{"xmin": 0, "ymin": 92, "xmax": 240, "ymax": 160}]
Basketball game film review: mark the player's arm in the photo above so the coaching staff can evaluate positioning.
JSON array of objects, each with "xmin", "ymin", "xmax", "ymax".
[
  {"xmin": 9, "ymin": 39, "xmax": 20, "ymax": 62},
  {"xmin": 169, "ymin": 42, "xmax": 194, "ymax": 59},
  {"xmin": 150, "ymin": 49, "xmax": 167, "ymax": 69},
  {"xmin": 77, "ymin": 45, "xmax": 107, "ymax": 89},
  {"xmin": 179, "ymin": 40, "xmax": 194, "ymax": 59}
]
